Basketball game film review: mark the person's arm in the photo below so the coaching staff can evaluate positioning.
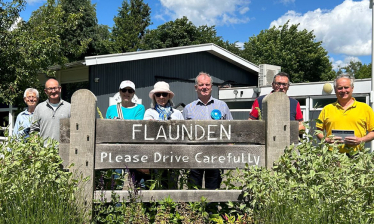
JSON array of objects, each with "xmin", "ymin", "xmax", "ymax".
[
  {"xmin": 105, "ymin": 105, "xmax": 114, "ymax": 119},
  {"xmin": 345, "ymin": 131, "xmax": 374, "ymax": 146},
  {"xmin": 30, "ymin": 109, "xmax": 40, "ymax": 134},
  {"xmin": 182, "ymin": 105, "xmax": 190, "ymax": 120},
  {"xmin": 12, "ymin": 115, "xmax": 21, "ymax": 138},
  {"xmin": 223, "ymin": 103, "xmax": 233, "ymax": 120},
  {"xmin": 248, "ymin": 99, "xmax": 259, "ymax": 120},
  {"xmin": 134, "ymin": 105, "xmax": 145, "ymax": 120},
  {"xmin": 316, "ymin": 128, "xmax": 343, "ymax": 144},
  {"xmin": 294, "ymin": 102, "xmax": 305, "ymax": 133},
  {"xmin": 298, "ymin": 121, "xmax": 305, "ymax": 132},
  {"xmin": 143, "ymin": 108, "xmax": 156, "ymax": 120}
]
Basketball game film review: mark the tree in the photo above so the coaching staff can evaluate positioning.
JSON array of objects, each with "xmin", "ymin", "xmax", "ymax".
[
  {"xmin": 111, "ymin": 0, "xmax": 151, "ymax": 53},
  {"xmin": 337, "ymin": 61, "xmax": 372, "ymax": 79},
  {"xmin": 58, "ymin": 0, "xmax": 100, "ymax": 61},
  {"xmin": 241, "ymin": 21, "xmax": 335, "ymax": 83},
  {"xmin": 141, "ymin": 16, "xmax": 224, "ymax": 50},
  {"xmin": 0, "ymin": 0, "xmax": 41, "ymax": 106}
]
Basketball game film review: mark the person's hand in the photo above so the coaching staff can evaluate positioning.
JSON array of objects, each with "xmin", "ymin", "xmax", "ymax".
[
  {"xmin": 344, "ymin": 136, "xmax": 362, "ymax": 146},
  {"xmin": 326, "ymin": 136, "xmax": 343, "ymax": 144}
]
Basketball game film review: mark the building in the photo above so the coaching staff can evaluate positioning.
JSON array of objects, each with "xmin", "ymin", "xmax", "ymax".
[{"xmin": 2, "ymin": 43, "xmax": 259, "ymax": 139}]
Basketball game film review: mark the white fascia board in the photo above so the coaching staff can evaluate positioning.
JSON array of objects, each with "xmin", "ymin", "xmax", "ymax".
[{"xmin": 85, "ymin": 43, "xmax": 259, "ymax": 73}]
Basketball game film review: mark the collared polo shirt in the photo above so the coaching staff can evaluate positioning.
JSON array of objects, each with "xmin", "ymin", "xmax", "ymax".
[
  {"xmin": 317, "ymin": 98, "xmax": 374, "ymax": 152},
  {"xmin": 183, "ymin": 96, "xmax": 233, "ymax": 121}
]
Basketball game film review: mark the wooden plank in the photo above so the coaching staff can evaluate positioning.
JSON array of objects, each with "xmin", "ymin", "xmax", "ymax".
[
  {"xmin": 263, "ymin": 93, "xmax": 290, "ymax": 168},
  {"xmin": 60, "ymin": 118, "xmax": 70, "ymax": 143},
  {"xmin": 290, "ymin": 121, "xmax": 299, "ymax": 144},
  {"xmin": 59, "ymin": 118, "xmax": 70, "ymax": 169},
  {"xmin": 95, "ymin": 144, "xmax": 265, "ymax": 169},
  {"xmin": 68, "ymin": 89, "xmax": 97, "ymax": 221},
  {"xmin": 62, "ymin": 119, "xmax": 299, "ymax": 145},
  {"xmin": 59, "ymin": 143, "xmax": 70, "ymax": 169},
  {"xmin": 96, "ymin": 120, "xmax": 266, "ymax": 144},
  {"xmin": 94, "ymin": 190, "xmax": 243, "ymax": 202}
]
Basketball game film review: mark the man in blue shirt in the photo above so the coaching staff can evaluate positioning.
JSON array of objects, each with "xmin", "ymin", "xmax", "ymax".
[
  {"xmin": 183, "ymin": 72, "xmax": 233, "ymax": 189},
  {"xmin": 13, "ymin": 88, "xmax": 39, "ymax": 138}
]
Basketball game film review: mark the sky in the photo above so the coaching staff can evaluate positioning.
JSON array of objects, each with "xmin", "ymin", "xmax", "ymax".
[{"xmin": 20, "ymin": 0, "xmax": 373, "ymax": 70}]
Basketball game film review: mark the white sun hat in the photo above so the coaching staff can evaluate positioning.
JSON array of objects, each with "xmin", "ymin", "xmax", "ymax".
[{"xmin": 149, "ymin": 81, "xmax": 175, "ymax": 99}]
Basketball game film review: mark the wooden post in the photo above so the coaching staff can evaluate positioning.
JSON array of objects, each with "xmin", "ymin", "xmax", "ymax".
[
  {"xmin": 68, "ymin": 89, "xmax": 97, "ymax": 221},
  {"xmin": 262, "ymin": 92, "xmax": 290, "ymax": 168}
]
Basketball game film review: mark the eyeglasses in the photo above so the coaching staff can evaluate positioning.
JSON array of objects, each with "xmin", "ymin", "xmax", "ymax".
[
  {"xmin": 45, "ymin": 87, "xmax": 60, "ymax": 92},
  {"xmin": 120, "ymin": 88, "xmax": 135, "ymax": 93},
  {"xmin": 155, "ymin": 92, "xmax": 169, "ymax": 97},
  {"xmin": 273, "ymin": 82, "xmax": 289, "ymax": 87}
]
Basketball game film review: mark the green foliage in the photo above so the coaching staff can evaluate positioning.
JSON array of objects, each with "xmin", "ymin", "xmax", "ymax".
[
  {"xmin": 112, "ymin": 0, "xmax": 151, "ymax": 53},
  {"xmin": 141, "ymin": 16, "xmax": 223, "ymax": 50},
  {"xmin": 337, "ymin": 60, "xmax": 372, "ymax": 79},
  {"xmin": 0, "ymin": 133, "xmax": 85, "ymax": 223},
  {"xmin": 58, "ymin": 0, "xmax": 101, "ymax": 61},
  {"xmin": 241, "ymin": 21, "xmax": 335, "ymax": 83},
  {"xmin": 224, "ymin": 126, "xmax": 374, "ymax": 223},
  {"xmin": 0, "ymin": 0, "xmax": 39, "ymax": 106},
  {"xmin": 94, "ymin": 192, "xmax": 210, "ymax": 223}
]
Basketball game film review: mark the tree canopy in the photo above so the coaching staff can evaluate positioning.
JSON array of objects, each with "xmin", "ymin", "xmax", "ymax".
[
  {"xmin": 141, "ymin": 16, "xmax": 224, "ymax": 50},
  {"xmin": 112, "ymin": 0, "xmax": 151, "ymax": 53},
  {"xmin": 337, "ymin": 61, "xmax": 372, "ymax": 79},
  {"xmin": 0, "ymin": 0, "xmax": 40, "ymax": 106},
  {"xmin": 241, "ymin": 21, "xmax": 335, "ymax": 83}
]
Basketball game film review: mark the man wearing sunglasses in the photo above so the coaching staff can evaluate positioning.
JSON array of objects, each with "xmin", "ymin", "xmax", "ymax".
[
  {"xmin": 249, "ymin": 72, "xmax": 305, "ymax": 132},
  {"xmin": 31, "ymin": 77, "xmax": 71, "ymax": 141}
]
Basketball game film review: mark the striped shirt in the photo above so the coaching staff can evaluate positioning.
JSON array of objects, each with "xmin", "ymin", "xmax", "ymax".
[{"xmin": 183, "ymin": 96, "xmax": 233, "ymax": 120}]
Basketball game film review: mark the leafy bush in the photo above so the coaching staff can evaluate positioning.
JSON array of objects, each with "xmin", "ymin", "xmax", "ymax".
[
  {"xmin": 0, "ymin": 134, "xmax": 85, "ymax": 223},
  {"xmin": 224, "ymin": 128, "xmax": 374, "ymax": 223}
]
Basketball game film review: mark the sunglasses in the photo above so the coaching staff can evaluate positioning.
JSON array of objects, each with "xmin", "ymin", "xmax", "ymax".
[
  {"xmin": 155, "ymin": 92, "xmax": 169, "ymax": 97},
  {"xmin": 120, "ymin": 88, "xmax": 135, "ymax": 93}
]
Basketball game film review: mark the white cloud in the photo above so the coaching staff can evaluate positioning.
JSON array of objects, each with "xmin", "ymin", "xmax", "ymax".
[
  {"xmin": 279, "ymin": 0, "xmax": 295, "ymax": 5},
  {"xmin": 235, "ymin": 41, "xmax": 244, "ymax": 49},
  {"xmin": 158, "ymin": 0, "xmax": 251, "ymax": 26},
  {"xmin": 27, "ymin": 0, "xmax": 46, "ymax": 4},
  {"xmin": 270, "ymin": 0, "xmax": 371, "ymax": 57},
  {"xmin": 330, "ymin": 56, "xmax": 361, "ymax": 70}
]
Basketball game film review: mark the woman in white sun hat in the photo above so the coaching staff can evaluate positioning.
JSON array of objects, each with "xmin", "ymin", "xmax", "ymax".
[
  {"xmin": 144, "ymin": 81, "xmax": 183, "ymax": 120},
  {"xmin": 143, "ymin": 81, "xmax": 183, "ymax": 189}
]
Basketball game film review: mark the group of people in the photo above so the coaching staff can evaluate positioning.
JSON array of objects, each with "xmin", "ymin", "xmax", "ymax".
[
  {"xmin": 105, "ymin": 72, "xmax": 232, "ymax": 189},
  {"xmin": 12, "ymin": 71, "xmax": 374, "ymax": 190}
]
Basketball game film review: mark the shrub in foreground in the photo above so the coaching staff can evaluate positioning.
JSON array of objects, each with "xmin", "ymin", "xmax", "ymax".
[
  {"xmin": 0, "ymin": 134, "xmax": 85, "ymax": 223},
  {"xmin": 224, "ymin": 128, "xmax": 374, "ymax": 223}
]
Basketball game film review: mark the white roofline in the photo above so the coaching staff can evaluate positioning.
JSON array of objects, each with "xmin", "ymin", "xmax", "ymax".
[{"xmin": 85, "ymin": 43, "xmax": 259, "ymax": 73}]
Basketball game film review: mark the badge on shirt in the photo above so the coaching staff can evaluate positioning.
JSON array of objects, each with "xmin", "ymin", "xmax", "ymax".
[{"xmin": 211, "ymin": 109, "xmax": 222, "ymax": 120}]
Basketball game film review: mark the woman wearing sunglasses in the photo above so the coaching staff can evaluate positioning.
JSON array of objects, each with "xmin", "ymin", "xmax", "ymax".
[
  {"xmin": 144, "ymin": 81, "xmax": 183, "ymax": 120},
  {"xmin": 105, "ymin": 80, "xmax": 145, "ymax": 120},
  {"xmin": 143, "ymin": 81, "xmax": 183, "ymax": 189},
  {"xmin": 105, "ymin": 80, "xmax": 145, "ymax": 189}
]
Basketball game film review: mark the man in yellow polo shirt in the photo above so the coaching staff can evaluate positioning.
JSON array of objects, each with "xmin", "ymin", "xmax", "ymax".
[{"xmin": 316, "ymin": 74, "xmax": 374, "ymax": 152}]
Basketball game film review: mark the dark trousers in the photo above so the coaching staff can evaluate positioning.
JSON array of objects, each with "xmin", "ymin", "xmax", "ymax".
[{"xmin": 188, "ymin": 169, "xmax": 222, "ymax": 189}]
